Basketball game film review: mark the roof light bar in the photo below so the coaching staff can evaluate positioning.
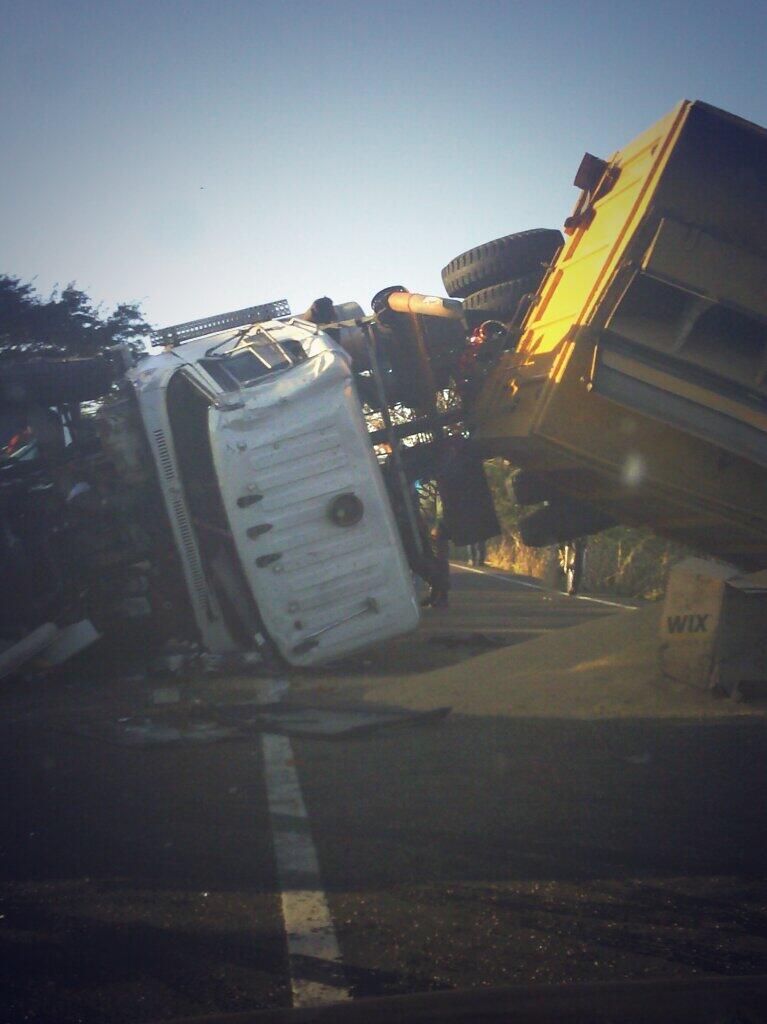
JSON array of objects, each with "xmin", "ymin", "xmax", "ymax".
[{"xmin": 151, "ymin": 300, "xmax": 291, "ymax": 346}]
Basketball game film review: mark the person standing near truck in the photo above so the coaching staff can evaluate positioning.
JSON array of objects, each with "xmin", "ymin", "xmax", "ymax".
[
  {"xmin": 469, "ymin": 540, "xmax": 487, "ymax": 567},
  {"xmin": 424, "ymin": 519, "xmax": 451, "ymax": 608}
]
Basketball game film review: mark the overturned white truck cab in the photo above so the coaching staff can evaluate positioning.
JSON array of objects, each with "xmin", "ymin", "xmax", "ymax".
[
  {"xmin": 2, "ymin": 291, "xmax": 496, "ymax": 677},
  {"xmin": 134, "ymin": 307, "xmax": 420, "ymax": 666}
]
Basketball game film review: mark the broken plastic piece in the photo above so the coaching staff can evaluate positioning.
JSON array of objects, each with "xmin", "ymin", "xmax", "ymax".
[{"xmin": 34, "ymin": 620, "xmax": 101, "ymax": 668}]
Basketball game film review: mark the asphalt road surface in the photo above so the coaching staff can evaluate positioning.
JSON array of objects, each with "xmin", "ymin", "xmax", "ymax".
[{"xmin": 2, "ymin": 566, "xmax": 767, "ymax": 1023}]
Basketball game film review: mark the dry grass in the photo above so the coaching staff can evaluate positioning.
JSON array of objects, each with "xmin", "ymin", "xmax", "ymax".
[
  {"xmin": 482, "ymin": 528, "xmax": 687, "ymax": 600},
  {"xmin": 484, "ymin": 533, "xmax": 552, "ymax": 579}
]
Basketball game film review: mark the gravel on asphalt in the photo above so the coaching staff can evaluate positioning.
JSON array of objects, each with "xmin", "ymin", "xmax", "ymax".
[{"xmin": 359, "ymin": 604, "xmax": 767, "ymax": 720}]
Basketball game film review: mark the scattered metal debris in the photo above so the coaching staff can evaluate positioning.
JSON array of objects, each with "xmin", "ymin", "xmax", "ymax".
[
  {"xmin": 0, "ymin": 624, "xmax": 59, "ymax": 681},
  {"xmin": 64, "ymin": 691, "xmax": 451, "ymax": 747},
  {"xmin": 0, "ymin": 619, "xmax": 101, "ymax": 681},
  {"xmin": 120, "ymin": 719, "xmax": 241, "ymax": 746},
  {"xmin": 252, "ymin": 702, "xmax": 451, "ymax": 740},
  {"xmin": 145, "ymin": 643, "xmax": 264, "ymax": 681}
]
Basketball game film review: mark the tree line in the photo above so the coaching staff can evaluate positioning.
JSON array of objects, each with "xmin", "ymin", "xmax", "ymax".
[{"xmin": 0, "ymin": 274, "xmax": 152, "ymax": 361}]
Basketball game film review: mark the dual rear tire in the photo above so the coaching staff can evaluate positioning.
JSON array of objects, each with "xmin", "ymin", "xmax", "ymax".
[{"xmin": 441, "ymin": 228, "xmax": 563, "ymax": 321}]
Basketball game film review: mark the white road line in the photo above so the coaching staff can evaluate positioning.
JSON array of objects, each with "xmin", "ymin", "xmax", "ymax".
[
  {"xmin": 259, "ymin": 683, "xmax": 350, "ymax": 1009},
  {"xmin": 452, "ymin": 562, "xmax": 637, "ymax": 610}
]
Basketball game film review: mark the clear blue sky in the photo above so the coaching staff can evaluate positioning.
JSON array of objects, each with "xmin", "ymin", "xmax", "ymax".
[{"xmin": 1, "ymin": 0, "xmax": 766, "ymax": 329}]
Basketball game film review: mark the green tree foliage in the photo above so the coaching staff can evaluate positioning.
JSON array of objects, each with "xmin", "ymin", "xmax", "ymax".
[
  {"xmin": 483, "ymin": 457, "xmax": 522, "ymax": 533},
  {"xmin": 0, "ymin": 275, "xmax": 152, "ymax": 360}
]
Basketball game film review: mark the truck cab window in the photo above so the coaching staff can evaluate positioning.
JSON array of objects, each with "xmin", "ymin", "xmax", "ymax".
[{"xmin": 201, "ymin": 340, "xmax": 305, "ymax": 391}]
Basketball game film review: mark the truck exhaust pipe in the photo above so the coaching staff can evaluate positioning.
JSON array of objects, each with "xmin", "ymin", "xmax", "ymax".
[{"xmin": 385, "ymin": 291, "xmax": 464, "ymax": 319}]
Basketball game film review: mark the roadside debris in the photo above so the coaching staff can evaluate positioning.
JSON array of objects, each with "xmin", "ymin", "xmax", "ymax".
[
  {"xmin": 0, "ymin": 619, "xmax": 100, "ymax": 681},
  {"xmin": 150, "ymin": 687, "xmax": 182, "ymax": 705},
  {"xmin": 660, "ymin": 559, "xmax": 767, "ymax": 698},
  {"xmin": 34, "ymin": 619, "xmax": 101, "ymax": 668},
  {"xmin": 0, "ymin": 623, "xmax": 58, "ymax": 681},
  {"xmin": 254, "ymin": 702, "xmax": 451, "ymax": 740},
  {"xmin": 120, "ymin": 719, "xmax": 239, "ymax": 745},
  {"xmin": 64, "ymin": 691, "xmax": 451, "ymax": 747}
]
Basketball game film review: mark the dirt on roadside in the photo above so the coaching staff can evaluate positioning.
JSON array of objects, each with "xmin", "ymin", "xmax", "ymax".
[{"xmin": 312, "ymin": 605, "xmax": 767, "ymax": 721}]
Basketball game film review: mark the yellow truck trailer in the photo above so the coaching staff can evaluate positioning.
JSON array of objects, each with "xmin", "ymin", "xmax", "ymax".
[{"xmin": 464, "ymin": 100, "xmax": 767, "ymax": 569}]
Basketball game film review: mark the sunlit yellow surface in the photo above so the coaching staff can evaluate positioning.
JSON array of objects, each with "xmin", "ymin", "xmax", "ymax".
[{"xmin": 472, "ymin": 100, "xmax": 767, "ymax": 567}]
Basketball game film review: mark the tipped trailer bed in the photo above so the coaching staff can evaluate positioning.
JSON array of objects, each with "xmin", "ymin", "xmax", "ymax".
[{"xmin": 470, "ymin": 100, "xmax": 767, "ymax": 568}]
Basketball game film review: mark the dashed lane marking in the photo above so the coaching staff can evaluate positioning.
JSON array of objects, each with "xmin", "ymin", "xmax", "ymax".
[{"xmin": 259, "ymin": 680, "xmax": 350, "ymax": 1009}]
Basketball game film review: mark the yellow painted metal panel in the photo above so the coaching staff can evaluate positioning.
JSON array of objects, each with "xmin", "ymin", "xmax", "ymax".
[
  {"xmin": 642, "ymin": 218, "xmax": 767, "ymax": 322},
  {"xmin": 472, "ymin": 100, "xmax": 767, "ymax": 568},
  {"xmin": 520, "ymin": 103, "xmax": 688, "ymax": 358},
  {"xmin": 599, "ymin": 349, "xmax": 767, "ymax": 434}
]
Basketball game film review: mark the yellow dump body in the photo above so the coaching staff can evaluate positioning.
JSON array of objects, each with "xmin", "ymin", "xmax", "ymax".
[{"xmin": 472, "ymin": 100, "xmax": 767, "ymax": 568}]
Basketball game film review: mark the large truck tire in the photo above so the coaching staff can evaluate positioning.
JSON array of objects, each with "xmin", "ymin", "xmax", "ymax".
[
  {"xmin": 462, "ymin": 272, "xmax": 544, "ymax": 322},
  {"xmin": 441, "ymin": 228, "xmax": 563, "ymax": 299}
]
